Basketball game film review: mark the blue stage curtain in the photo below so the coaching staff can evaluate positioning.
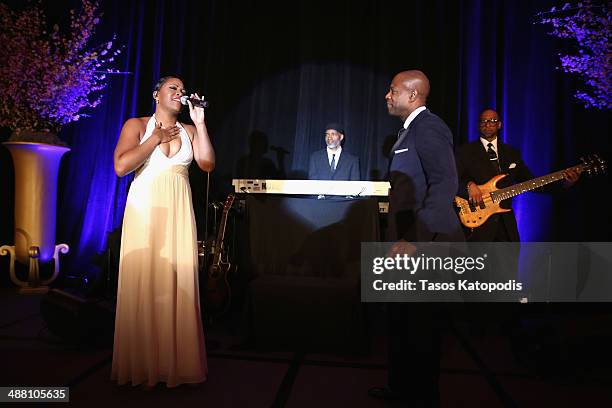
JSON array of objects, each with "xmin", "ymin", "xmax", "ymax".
[
  {"xmin": 56, "ymin": 0, "xmax": 151, "ymax": 274},
  {"xmin": 457, "ymin": 0, "xmax": 610, "ymax": 242}
]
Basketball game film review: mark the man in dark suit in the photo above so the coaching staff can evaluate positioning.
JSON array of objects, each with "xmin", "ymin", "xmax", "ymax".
[
  {"xmin": 369, "ymin": 70, "xmax": 464, "ymax": 407},
  {"xmin": 308, "ymin": 123, "xmax": 360, "ymax": 180},
  {"xmin": 455, "ymin": 108, "xmax": 579, "ymax": 242},
  {"xmin": 455, "ymin": 108, "xmax": 580, "ymax": 341}
]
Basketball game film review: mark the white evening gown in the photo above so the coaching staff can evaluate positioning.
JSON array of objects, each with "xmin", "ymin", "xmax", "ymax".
[{"xmin": 111, "ymin": 116, "xmax": 207, "ymax": 387}]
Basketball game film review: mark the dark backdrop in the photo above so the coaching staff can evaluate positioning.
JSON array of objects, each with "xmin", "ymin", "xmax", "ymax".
[{"xmin": 1, "ymin": 0, "xmax": 609, "ymax": 284}]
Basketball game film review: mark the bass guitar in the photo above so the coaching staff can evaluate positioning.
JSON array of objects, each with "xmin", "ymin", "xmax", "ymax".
[
  {"xmin": 455, "ymin": 155, "xmax": 606, "ymax": 229},
  {"xmin": 204, "ymin": 193, "xmax": 235, "ymax": 318}
]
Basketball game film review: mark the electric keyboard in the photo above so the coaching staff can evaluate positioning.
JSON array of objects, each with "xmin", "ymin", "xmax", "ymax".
[{"xmin": 232, "ymin": 179, "xmax": 390, "ymax": 196}]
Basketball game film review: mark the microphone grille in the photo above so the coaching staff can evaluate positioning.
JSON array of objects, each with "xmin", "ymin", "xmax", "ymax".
[{"xmin": 179, "ymin": 95, "xmax": 189, "ymax": 105}]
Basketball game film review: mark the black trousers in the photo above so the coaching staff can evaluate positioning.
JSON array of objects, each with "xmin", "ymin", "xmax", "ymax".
[
  {"xmin": 385, "ymin": 231, "xmax": 460, "ymax": 406},
  {"xmin": 387, "ymin": 303, "xmax": 441, "ymax": 406}
]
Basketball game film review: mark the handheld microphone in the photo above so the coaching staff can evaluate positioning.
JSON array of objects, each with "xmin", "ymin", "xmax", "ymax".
[{"xmin": 180, "ymin": 95, "xmax": 209, "ymax": 108}]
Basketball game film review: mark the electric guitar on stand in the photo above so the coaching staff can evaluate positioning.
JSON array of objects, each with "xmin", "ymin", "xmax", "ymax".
[
  {"xmin": 204, "ymin": 194, "xmax": 235, "ymax": 319},
  {"xmin": 455, "ymin": 155, "xmax": 607, "ymax": 229}
]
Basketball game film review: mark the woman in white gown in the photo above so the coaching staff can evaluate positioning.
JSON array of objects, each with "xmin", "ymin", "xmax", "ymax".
[{"xmin": 111, "ymin": 76, "xmax": 215, "ymax": 388}]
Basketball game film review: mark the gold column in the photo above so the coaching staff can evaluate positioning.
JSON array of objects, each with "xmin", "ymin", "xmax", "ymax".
[{"xmin": 1, "ymin": 141, "xmax": 70, "ymax": 294}]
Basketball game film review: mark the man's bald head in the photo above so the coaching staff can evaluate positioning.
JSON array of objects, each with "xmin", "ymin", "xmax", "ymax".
[
  {"xmin": 385, "ymin": 70, "xmax": 431, "ymax": 121},
  {"xmin": 480, "ymin": 108, "xmax": 499, "ymax": 120},
  {"xmin": 395, "ymin": 70, "xmax": 430, "ymax": 103}
]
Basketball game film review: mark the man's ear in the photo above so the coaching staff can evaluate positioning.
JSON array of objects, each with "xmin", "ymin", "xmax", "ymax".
[{"xmin": 340, "ymin": 134, "xmax": 345, "ymax": 142}]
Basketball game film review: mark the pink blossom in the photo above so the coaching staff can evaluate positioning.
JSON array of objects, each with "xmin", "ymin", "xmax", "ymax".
[
  {"xmin": 536, "ymin": 0, "xmax": 611, "ymax": 110},
  {"xmin": 0, "ymin": 0, "xmax": 123, "ymax": 134}
]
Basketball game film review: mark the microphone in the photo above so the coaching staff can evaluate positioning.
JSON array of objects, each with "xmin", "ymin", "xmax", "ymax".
[{"xmin": 180, "ymin": 95, "xmax": 209, "ymax": 108}]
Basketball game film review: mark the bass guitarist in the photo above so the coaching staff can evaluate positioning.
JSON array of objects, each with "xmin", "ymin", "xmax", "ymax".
[{"xmin": 455, "ymin": 108, "xmax": 580, "ymax": 242}]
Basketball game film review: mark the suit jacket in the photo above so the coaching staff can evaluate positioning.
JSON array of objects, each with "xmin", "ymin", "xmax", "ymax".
[
  {"xmin": 387, "ymin": 109, "xmax": 463, "ymax": 242},
  {"xmin": 455, "ymin": 139, "xmax": 535, "ymax": 242},
  {"xmin": 308, "ymin": 149, "xmax": 360, "ymax": 180}
]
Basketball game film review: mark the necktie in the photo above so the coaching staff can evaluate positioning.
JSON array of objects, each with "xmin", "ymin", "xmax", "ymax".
[
  {"xmin": 330, "ymin": 154, "xmax": 336, "ymax": 172},
  {"xmin": 487, "ymin": 143, "xmax": 501, "ymax": 173}
]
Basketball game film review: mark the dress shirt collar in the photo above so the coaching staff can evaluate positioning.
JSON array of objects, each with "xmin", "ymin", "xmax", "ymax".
[
  {"xmin": 326, "ymin": 146, "xmax": 342, "ymax": 165},
  {"xmin": 403, "ymin": 106, "xmax": 427, "ymax": 130},
  {"xmin": 480, "ymin": 137, "xmax": 498, "ymax": 153}
]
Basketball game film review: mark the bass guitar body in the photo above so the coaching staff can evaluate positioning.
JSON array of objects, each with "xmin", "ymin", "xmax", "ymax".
[{"xmin": 454, "ymin": 174, "xmax": 511, "ymax": 229}]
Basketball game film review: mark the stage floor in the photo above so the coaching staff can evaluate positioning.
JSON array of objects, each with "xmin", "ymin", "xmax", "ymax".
[{"xmin": 1, "ymin": 286, "xmax": 612, "ymax": 407}]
